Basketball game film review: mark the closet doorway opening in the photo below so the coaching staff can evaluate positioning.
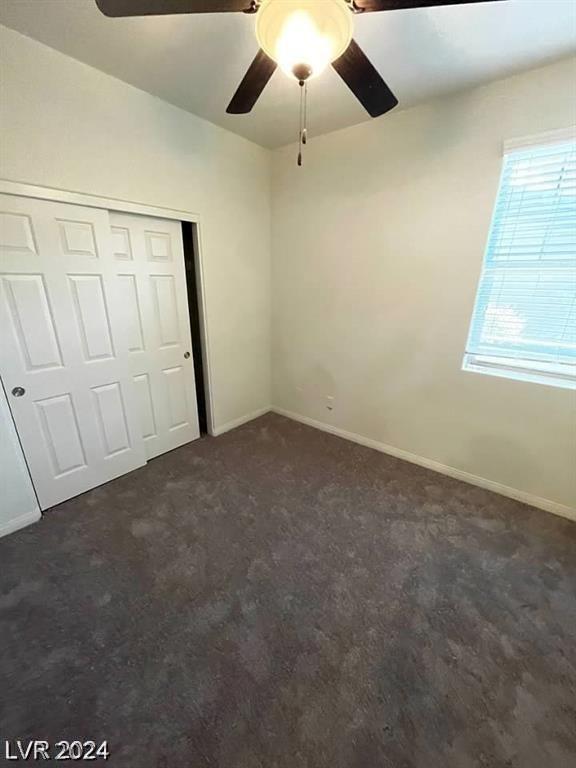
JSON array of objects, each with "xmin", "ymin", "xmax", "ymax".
[
  {"xmin": 0, "ymin": 180, "xmax": 213, "ymax": 511},
  {"xmin": 182, "ymin": 221, "xmax": 208, "ymax": 437}
]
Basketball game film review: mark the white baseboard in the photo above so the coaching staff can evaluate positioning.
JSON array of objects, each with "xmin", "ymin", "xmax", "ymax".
[
  {"xmin": 211, "ymin": 407, "xmax": 271, "ymax": 437},
  {"xmin": 0, "ymin": 509, "xmax": 41, "ymax": 539},
  {"xmin": 271, "ymin": 407, "xmax": 575, "ymax": 523}
]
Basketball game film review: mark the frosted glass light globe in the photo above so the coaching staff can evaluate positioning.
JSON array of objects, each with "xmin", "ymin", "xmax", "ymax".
[{"xmin": 255, "ymin": 0, "xmax": 354, "ymax": 80}]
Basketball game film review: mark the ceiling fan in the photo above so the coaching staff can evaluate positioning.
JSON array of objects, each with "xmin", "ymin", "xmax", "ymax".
[
  {"xmin": 95, "ymin": 0, "xmax": 505, "ymax": 116},
  {"xmin": 95, "ymin": 0, "xmax": 505, "ymax": 163}
]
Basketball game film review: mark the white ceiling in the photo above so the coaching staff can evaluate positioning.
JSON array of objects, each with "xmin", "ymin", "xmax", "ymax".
[{"xmin": 1, "ymin": 0, "xmax": 575, "ymax": 148}]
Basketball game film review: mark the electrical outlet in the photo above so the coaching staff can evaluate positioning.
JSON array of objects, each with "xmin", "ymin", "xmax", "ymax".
[{"xmin": 325, "ymin": 395, "xmax": 334, "ymax": 412}]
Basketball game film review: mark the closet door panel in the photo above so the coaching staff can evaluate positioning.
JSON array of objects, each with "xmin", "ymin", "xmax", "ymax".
[
  {"xmin": 0, "ymin": 194, "xmax": 146, "ymax": 509},
  {"xmin": 109, "ymin": 212, "xmax": 199, "ymax": 459}
]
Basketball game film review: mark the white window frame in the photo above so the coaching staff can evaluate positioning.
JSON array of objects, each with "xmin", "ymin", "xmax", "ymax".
[{"xmin": 463, "ymin": 127, "xmax": 576, "ymax": 391}]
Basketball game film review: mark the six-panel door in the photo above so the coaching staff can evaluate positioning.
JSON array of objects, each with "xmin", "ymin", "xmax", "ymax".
[
  {"xmin": 109, "ymin": 212, "xmax": 200, "ymax": 459},
  {"xmin": 0, "ymin": 195, "xmax": 151, "ymax": 509}
]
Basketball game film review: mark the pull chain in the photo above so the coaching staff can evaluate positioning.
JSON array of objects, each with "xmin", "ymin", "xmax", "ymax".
[
  {"xmin": 302, "ymin": 79, "xmax": 308, "ymax": 147},
  {"xmin": 297, "ymin": 80, "xmax": 308, "ymax": 167}
]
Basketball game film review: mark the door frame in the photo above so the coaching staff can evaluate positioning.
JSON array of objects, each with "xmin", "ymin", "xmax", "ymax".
[{"xmin": 0, "ymin": 178, "xmax": 215, "ymax": 436}]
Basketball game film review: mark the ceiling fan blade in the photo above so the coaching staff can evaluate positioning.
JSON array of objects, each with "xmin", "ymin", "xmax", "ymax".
[
  {"xmin": 226, "ymin": 49, "xmax": 277, "ymax": 114},
  {"xmin": 95, "ymin": 0, "xmax": 253, "ymax": 17},
  {"xmin": 352, "ymin": 0, "xmax": 506, "ymax": 11},
  {"xmin": 332, "ymin": 39, "xmax": 398, "ymax": 118}
]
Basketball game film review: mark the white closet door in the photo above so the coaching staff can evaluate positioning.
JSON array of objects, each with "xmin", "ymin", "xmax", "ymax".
[
  {"xmin": 0, "ymin": 194, "xmax": 146, "ymax": 510},
  {"xmin": 109, "ymin": 212, "xmax": 199, "ymax": 459}
]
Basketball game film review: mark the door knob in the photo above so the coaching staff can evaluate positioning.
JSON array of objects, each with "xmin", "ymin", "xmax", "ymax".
[
  {"xmin": 184, "ymin": 351, "xmax": 190, "ymax": 359},
  {"xmin": 12, "ymin": 386, "xmax": 25, "ymax": 397}
]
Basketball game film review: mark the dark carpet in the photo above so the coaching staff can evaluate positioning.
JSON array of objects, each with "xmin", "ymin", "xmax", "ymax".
[{"xmin": 1, "ymin": 413, "xmax": 575, "ymax": 768}]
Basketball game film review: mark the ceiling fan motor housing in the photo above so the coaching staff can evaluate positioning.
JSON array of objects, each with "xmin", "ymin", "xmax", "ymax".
[{"xmin": 292, "ymin": 62, "xmax": 313, "ymax": 82}]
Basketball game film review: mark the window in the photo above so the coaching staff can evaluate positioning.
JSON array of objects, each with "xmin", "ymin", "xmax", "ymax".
[{"xmin": 463, "ymin": 129, "xmax": 576, "ymax": 390}]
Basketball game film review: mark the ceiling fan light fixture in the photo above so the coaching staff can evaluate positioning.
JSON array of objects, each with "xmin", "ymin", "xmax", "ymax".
[{"xmin": 255, "ymin": 0, "xmax": 353, "ymax": 80}]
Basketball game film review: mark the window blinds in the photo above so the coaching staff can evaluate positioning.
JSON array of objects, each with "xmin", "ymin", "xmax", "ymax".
[{"xmin": 465, "ymin": 137, "xmax": 576, "ymax": 385}]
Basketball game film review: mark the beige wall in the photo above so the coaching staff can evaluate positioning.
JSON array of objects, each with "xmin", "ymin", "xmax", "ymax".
[
  {"xmin": 0, "ymin": 25, "xmax": 272, "ymax": 434},
  {"xmin": 272, "ymin": 56, "xmax": 576, "ymax": 513}
]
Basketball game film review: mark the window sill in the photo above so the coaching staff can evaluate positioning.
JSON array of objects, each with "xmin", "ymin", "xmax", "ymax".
[{"xmin": 462, "ymin": 354, "xmax": 576, "ymax": 390}]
